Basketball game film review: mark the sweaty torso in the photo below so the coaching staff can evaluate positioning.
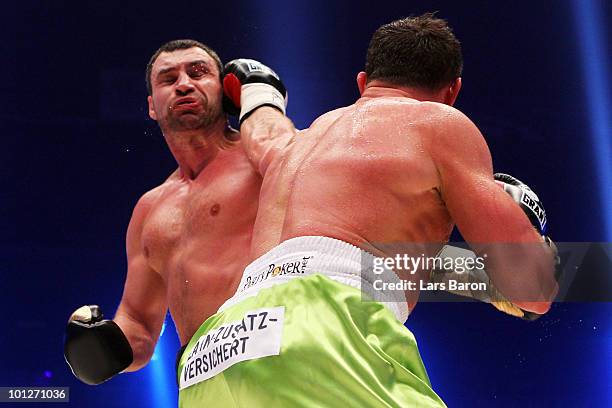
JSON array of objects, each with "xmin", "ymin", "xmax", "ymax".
[
  {"xmin": 252, "ymin": 96, "xmax": 454, "ymax": 264},
  {"xmin": 141, "ymin": 146, "xmax": 260, "ymax": 344}
]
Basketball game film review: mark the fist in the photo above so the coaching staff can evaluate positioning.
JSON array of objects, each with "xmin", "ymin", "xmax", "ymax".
[{"xmin": 222, "ymin": 59, "xmax": 287, "ymax": 123}]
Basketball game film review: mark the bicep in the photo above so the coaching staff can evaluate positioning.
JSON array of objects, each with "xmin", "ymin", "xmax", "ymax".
[
  {"xmin": 443, "ymin": 170, "xmax": 539, "ymax": 243},
  {"xmin": 115, "ymin": 199, "xmax": 167, "ymax": 345},
  {"xmin": 430, "ymin": 111, "xmax": 556, "ymax": 312},
  {"xmin": 434, "ymin": 113, "xmax": 538, "ymax": 244}
]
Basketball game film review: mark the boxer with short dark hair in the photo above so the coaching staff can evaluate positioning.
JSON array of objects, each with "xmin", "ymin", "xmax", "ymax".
[
  {"xmin": 64, "ymin": 40, "xmax": 293, "ymax": 385},
  {"xmin": 175, "ymin": 14, "xmax": 559, "ymax": 407},
  {"xmin": 145, "ymin": 39, "xmax": 224, "ymax": 95},
  {"xmin": 365, "ymin": 12, "xmax": 463, "ymax": 90}
]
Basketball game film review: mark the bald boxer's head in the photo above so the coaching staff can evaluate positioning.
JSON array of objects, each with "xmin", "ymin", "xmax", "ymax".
[{"xmin": 359, "ymin": 13, "xmax": 463, "ymax": 105}]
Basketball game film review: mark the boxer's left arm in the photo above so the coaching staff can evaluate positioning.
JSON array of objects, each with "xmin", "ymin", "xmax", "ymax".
[
  {"xmin": 429, "ymin": 107, "xmax": 558, "ymax": 314},
  {"xmin": 432, "ymin": 174, "xmax": 560, "ymax": 319},
  {"xmin": 223, "ymin": 59, "xmax": 296, "ymax": 176}
]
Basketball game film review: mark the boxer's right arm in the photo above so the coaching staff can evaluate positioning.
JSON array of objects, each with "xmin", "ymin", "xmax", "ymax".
[
  {"xmin": 240, "ymin": 107, "xmax": 295, "ymax": 176},
  {"xmin": 114, "ymin": 192, "xmax": 168, "ymax": 372},
  {"xmin": 64, "ymin": 193, "xmax": 167, "ymax": 384}
]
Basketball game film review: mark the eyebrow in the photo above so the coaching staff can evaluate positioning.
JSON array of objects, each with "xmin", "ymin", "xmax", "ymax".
[{"xmin": 155, "ymin": 60, "xmax": 211, "ymax": 78}]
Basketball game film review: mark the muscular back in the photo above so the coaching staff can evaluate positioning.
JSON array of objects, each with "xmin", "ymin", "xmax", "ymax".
[
  {"xmin": 251, "ymin": 97, "xmax": 454, "ymax": 258},
  {"xmin": 247, "ymin": 92, "xmax": 555, "ymax": 317}
]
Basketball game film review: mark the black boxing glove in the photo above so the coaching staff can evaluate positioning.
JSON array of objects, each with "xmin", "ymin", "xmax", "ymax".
[
  {"xmin": 64, "ymin": 305, "xmax": 133, "ymax": 385},
  {"xmin": 494, "ymin": 173, "xmax": 560, "ymax": 320},
  {"xmin": 494, "ymin": 173, "xmax": 547, "ymax": 234},
  {"xmin": 222, "ymin": 59, "xmax": 287, "ymax": 124}
]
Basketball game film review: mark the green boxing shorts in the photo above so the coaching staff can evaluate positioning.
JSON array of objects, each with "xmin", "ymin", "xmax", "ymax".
[{"xmin": 177, "ymin": 236, "xmax": 446, "ymax": 407}]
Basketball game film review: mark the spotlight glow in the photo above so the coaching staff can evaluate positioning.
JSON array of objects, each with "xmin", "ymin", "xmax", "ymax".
[
  {"xmin": 572, "ymin": 3, "xmax": 612, "ymax": 405},
  {"xmin": 572, "ymin": 0, "xmax": 612, "ymax": 240},
  {"xmin": 149, "ymin": 316, "xmax": 176, "ymax": 407}
]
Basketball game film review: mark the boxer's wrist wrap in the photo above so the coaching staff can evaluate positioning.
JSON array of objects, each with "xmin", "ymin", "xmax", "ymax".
[
  {"xmin": 431, "ymin": 245, "xmax": 546, "ymax": 320},
  {"xmin": 431, "ymin": 245, "xmax": 500, "ymax": 303},
  {"xmin": 239, "ymin": 82, "xmax": 286, "ymax": 123},
  {"xmin": 222, "ymin": 58, "xmax": 288, "ymax": 124}
]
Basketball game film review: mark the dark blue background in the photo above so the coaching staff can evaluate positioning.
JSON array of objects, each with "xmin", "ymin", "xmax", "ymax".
[{"xmin": 2, "ymin": 1, "xmax": 611, "ymax": 407}]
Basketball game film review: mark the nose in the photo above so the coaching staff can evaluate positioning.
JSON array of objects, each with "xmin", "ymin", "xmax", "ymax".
[{"xmin": 175, "ymin": 72, "xmax": 195, "ymax": 96}]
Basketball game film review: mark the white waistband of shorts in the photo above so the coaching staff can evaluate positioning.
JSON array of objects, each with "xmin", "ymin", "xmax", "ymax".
[{"xmin": 218, "ymin": 236, "xmax": 409, "ymax": 322}]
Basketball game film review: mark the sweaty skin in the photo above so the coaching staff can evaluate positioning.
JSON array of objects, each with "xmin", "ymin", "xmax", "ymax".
[
  {"xmin": 119, "ymin": 147, "xmax": 260, "ymax": 354},
  {"xmin": 110, "ymin": 47, "xmax": 295, "ymax": 371},
  {"xmin": 242, "ymin": 85, "xmax": 557, "ymax": 314}
]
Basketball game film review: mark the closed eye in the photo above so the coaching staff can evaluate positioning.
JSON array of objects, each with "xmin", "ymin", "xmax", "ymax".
[{"xmin": 159, "ymin": 75, "xmax": 176, "ymax": 85}]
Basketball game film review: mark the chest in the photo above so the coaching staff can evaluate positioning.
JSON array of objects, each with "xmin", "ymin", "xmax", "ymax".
[{"xmin": 141, "ymin": 169, "xmax": 260, "ymax": 267}]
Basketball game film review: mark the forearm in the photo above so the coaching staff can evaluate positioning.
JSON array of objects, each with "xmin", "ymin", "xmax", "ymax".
[
  {"xmin": 240, "ymin": 107, "xmax": 296, "ymax": 175},
  {"xmin": 114, "ymin": 311, "xmax": 156, "ymax": 371},
  {"xmin": 482, "ymin": 173, "xmax": 559, "ymax": 314},
  {"xmin": 222, "ymin": 59, "xmax": 293, "ymax": 175}
]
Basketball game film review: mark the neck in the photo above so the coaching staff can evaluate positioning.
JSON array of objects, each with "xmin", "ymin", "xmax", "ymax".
[
  {"xmin": 163, "ymin": 119, "xmax": 237, "ymax": 180},
  {"xmin": 361, "ymin": 82, "xmax": 444, "ymax": 103}
]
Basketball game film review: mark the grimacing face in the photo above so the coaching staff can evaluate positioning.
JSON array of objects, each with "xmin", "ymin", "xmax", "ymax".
[{"xmin": 147, "ymin": 47, "xmax": 224, "ymax": 133}]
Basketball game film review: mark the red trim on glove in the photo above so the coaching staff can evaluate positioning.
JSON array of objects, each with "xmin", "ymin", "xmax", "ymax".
[{"xmin": 223, "ymin": 73, "xmax": 242, "ymax": 107}]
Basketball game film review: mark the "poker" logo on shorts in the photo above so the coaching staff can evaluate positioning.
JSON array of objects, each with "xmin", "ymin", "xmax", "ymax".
[{"xmin": 241, "ymin": 256, "xmax": 313, "ymax": 292}]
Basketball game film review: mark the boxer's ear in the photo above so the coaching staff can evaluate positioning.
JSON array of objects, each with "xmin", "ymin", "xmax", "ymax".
[
  {"xmin": 445, "ymin": 77, "xmax": 462, "ymax": 106},
  {"xmin": 357, "ymin": 72, "xmax": 367, "ymax": 95},
  {"xmin": 148, "ymin": 95, "xmax": 158, "ymax": 120}
]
